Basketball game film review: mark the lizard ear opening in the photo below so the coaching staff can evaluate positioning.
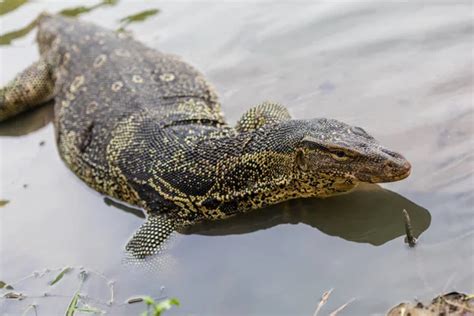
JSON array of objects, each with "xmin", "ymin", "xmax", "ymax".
[{"xmin": 295, "ymin": 148, "xmax": 308, "ymax": 171}]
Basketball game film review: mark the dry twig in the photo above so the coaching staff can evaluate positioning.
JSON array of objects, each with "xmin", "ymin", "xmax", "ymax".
[
  {"xmin": 313, "ymin": 288, "xmax": 333, "ymax": 316},
  {"xmin": 403, "ymin": 209, "xmax": 417, "ymax": 247}
]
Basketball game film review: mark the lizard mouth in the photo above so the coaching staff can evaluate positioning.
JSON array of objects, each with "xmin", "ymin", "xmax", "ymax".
[
  {"xmin": 355, "ymin": 160, "xmax": 411, "ymax": 183},
  {"xmin": 394, "ymin": 166, "xmax": 411, "ymax": 180}
]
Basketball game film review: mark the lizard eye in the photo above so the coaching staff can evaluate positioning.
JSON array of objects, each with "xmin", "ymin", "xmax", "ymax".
[{"xmin": 331, "ymin": 151, "xmax": 350, "ymax": 161}]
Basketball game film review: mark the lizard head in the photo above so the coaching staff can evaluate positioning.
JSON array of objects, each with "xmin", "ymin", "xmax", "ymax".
[{"xmin": 292, "ymin": 118, "xmax": 411, "ymax": 184}]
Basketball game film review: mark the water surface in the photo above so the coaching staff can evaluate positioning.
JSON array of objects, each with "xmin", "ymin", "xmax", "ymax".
[{"xmin": 0, "ymin": 1, "xmax": 473, "ymax": 315}]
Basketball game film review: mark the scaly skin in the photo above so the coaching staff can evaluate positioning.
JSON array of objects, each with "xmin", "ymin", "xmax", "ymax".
[{"xmin": 0, "ymin": 14, "xmax": 411, "ymax": 260}]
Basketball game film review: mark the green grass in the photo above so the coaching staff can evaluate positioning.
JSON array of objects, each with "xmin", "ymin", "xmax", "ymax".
[{"xmin": 139, "ymin": 297, "xmax": 180, "ymax": 316}]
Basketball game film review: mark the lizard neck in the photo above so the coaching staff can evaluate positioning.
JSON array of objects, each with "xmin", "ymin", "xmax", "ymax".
[{"xmin": 199, "ymin": 122, "xmax": 359, "ymax": 216}]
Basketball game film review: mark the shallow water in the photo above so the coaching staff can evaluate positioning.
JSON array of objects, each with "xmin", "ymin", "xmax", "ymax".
[{"xmin": 0, "ymin": 1, "xmax": 473, "ymax": 315}]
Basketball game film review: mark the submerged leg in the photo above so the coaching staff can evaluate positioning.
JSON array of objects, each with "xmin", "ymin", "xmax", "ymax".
[
  {"xmin": 0, "ymin": 59, "xmax": 55, "ymax": 122},
  {"xmin": 125, "ymin": 214, "xmax": 176, "ymax": 262},
  {"xmin": 235, "ymin": 101, "xmax": 292, "ymax": 132}
]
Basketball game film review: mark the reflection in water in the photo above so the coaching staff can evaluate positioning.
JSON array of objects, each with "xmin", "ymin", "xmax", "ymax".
[
  {"xmin": 0, "ymin": 102, "xmax": 53, "ymax": 136},
  {"xmin": 184, "ymin": 184, "xmax": 431, "ymax": 246},
  {"xmin": 107, "ymin": 184, "xmax": 431, "ymax": 247}
]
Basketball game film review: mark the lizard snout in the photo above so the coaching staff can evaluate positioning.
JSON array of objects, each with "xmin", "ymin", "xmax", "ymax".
[{"xmin": 382, "ymin": 153, "xmax": 411, "ymax": 181}]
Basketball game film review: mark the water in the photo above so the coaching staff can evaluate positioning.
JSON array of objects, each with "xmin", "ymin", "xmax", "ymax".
[{"xmin": 0, "ymin": 1, "xmax": 473, "ymax": 315}]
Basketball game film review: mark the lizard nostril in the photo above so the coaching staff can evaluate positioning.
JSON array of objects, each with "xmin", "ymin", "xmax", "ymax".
[
  {"xmin": 402, "ymin": 160, "xmax": 412, "ymax": 174},
  {"xmin": 383, "ymin": 160, "xmax": 411, "ymax": 178},
  {"xmin": 383, "ymin": 162, "xmax": 395, "ymax": 175}
]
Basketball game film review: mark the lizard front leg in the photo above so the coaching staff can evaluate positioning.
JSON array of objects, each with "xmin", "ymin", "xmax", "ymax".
[
  {"xmin": 235, "ymin": 101, "xmax": 292, "ymax": 132},
  {"xmin": 0, "ymin": 58, "xmax": 55, "ymax": 122}
]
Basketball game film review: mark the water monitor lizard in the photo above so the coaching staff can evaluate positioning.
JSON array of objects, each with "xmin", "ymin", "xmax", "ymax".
[{"xmin": 0, "ymin": 14, "xmax": 411, "ymax": 261}]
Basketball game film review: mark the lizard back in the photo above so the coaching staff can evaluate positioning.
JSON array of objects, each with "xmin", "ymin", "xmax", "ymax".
[{"xmin": 37, "ymin": 15, "xmax": 227, "ymax": 206}]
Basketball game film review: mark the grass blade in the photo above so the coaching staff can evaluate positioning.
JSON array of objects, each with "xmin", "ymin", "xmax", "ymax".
[
  {"xmin": 50, "ymin": 267, "xmax": 72, "ymax": 286},
  {"xmin": 329, "ymin": 298, "xmax": 355, "ymax": 316},
  {"xmin": 65, "ymin": 291, "xmax": 80, "ymax": 316}
]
